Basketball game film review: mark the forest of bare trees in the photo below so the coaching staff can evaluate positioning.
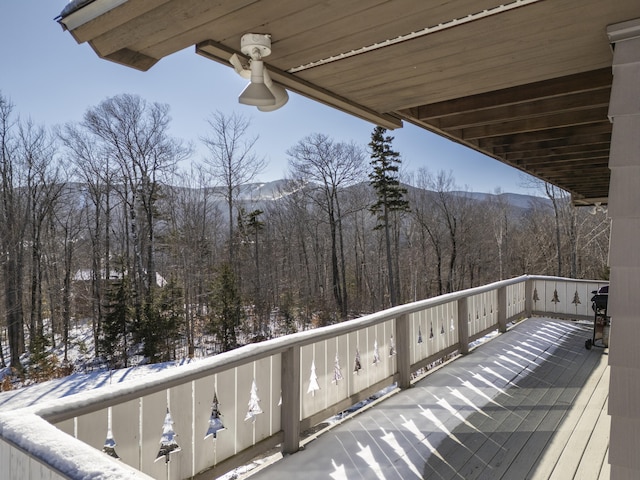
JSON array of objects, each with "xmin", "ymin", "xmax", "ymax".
[{"xmin": 0, "ymin": 92, "xmax": 610, "ymax": 383}]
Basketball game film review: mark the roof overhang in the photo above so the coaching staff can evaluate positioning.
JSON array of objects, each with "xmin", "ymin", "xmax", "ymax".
[{"xmin": 57, "ymin": 0, "xmax": 640, "ymax": 205}]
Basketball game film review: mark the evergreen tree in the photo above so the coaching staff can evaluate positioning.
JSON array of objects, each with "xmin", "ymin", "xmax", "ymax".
[
  {"xmin": 208, "ymin": 263, "xmax": 242, "ymax": 352},
  {"xmin": 238, "ymin": 208, "xmax": 266, "ymax": 337},
  {"xmin": 156, "ymin": 278, "xmax": 185, "ymax": 361},
  {"xmin": 100, "ymin": 275, "xmax": 131, "ymax": 368},
  {"xmin": 135, "ymin": 302, "xmax": 160, "ymax": 363},
  {"xmin": 368, "ymin": 126, "xmax": 410, "ymax": 306},
  {"xmin": 132, "ymin": 279, "xmax": 184, "ymax": 364},
  {"xmin": 28, "ymin": 334, "xmax": 59, "ymax": 382}
]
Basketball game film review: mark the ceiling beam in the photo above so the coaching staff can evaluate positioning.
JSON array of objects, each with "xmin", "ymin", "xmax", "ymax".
[
  {"xmin": 477, "ymin": 122, "xmax": 612, "ymax": 149},
  {"xmin": 460, "ymin": 106, "xmax": 609, "ymax": 140},
  {"xmin": 404, "ymin": 68, "xmax": 613, "ymax": 120},
  {"xmin": 491, "ymin": 133, "xmax": 611, "ymax": 155},
  {"xmin": 433, "ymin": 89, "xmax": 610, "ymax": 130}
]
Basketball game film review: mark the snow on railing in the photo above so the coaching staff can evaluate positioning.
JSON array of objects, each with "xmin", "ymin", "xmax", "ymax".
[{"xmin": 0, "ymin": 275, "xmax": 607, "ymax": 480}]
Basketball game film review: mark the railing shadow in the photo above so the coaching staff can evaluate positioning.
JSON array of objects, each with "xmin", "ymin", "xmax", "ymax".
[
  {"xmin": 418, "ymin": 319, "xmax": 604, "ymax": 479},
  {"xmin": 246, "ymin": 318, "xmax": 604, "ymax": 480}
]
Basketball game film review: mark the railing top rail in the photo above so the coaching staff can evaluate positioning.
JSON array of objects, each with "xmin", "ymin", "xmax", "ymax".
[
  {"xmin": 526, "ymin": 275, "xmax": 608, "ymax": 284},
  {"xmin": 0, "ymin": 411, "xmax": 155, "ymax": 479}
]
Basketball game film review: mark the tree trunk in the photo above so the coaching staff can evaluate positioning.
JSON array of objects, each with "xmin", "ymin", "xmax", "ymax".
[
  {"xmin": 383, "ymin": 204, "xmax": 396, "ymax": 307},
  {"xmin": 5, "ymin": 249, "xmax": 25, "ymax": 371},
  {"xmin": 328, "ymin": 204, "xmax": 344, "ymax": 318},
  {"xmin": 336, "ymin": 199, "xmax": 349, "ymax": 316}
]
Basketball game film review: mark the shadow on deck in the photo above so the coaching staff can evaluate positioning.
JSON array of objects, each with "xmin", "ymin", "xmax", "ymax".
[{"xmin": 246, "ymin": 317, "xmax": 610, "ymax": 480}]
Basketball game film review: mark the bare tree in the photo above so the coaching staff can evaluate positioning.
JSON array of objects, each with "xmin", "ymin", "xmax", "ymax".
[
  {"xmin": 0, "ymin": 95, "xmax": 30, "ymax": 371},
  {"xmin": 83, "ymin": 94, "xmax": 189, "ymax": 294},
  {"xmin": 287, "ymin": 133, "xmax": 366, "ymax": 319},
  {"xmin": 412, "ymin": 169, "xmax": 447, "ymax": 295},
  {"xmin": 21, "ymin": 121, "xmax": 65, "ymax": 355},
  {"xmin": 201, "ymin": 111, "xmax": 265, "ymax": 265},
  {"xmin": 268, "ymin": 179, "xmax": 322, "ymax": 325},
  {"xmin": 163, "ymin": 164, "xmax": 223, "ymax": 356},
  {"xmin": 58, "ymin": 123, "xmax": 117, "ymax": 353},
  {"xmin": 45, "ymin": 185, "xmax": 84, "ymax": 363},
  {"xmin": 544, "ymin": 182, "xmax": 570, "ymax": 277},
  {"xmin": 81, "ymin": 94, "xmax": 190, "ymax": 360},
  {"xmin": 576, "ymin": 207, "xmax": 610, "ymax": 279},
  {"xmin": 411, "ymin": 169, "xmax": 471, "ymax": 294},
  {"xmin": 520, "ymin": 176, "xmax": 575, "ymax": 277},
  {"xmin": 485, "ymin": 189, "xmax": 514, "ymax": 280}
]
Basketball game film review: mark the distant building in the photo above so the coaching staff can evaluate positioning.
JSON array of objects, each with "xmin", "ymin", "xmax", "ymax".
[{"xmin": 72, "ymin": 269, "xmax": 167, "ymax": 318}]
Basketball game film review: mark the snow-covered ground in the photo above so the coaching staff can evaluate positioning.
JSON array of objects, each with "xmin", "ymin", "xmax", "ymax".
[
  {"xmin": 0, "ymin": 315, "xmax": 202, "ymax": 412},
  {"xmin": 0, "ymin": 358, "xmax": 194, "ymax": 412}
]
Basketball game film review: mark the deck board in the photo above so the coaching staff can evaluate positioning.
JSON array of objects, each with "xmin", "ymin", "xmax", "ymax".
[
  {"xmin": 246, "ymin": 317, "xmax": 610, "ymax": 480},
  {"xmin": 535, "ymin": 352, "xmax": 610, "ymax": 480}
]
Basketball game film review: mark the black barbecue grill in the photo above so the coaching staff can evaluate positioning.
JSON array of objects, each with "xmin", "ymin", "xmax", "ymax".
[{"xmin": 586, "ymin": 285, "xmax": 609, "ymax": 349}]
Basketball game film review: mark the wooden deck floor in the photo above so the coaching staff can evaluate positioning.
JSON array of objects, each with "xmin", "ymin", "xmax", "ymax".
[{"xmin": 246, "ymin": 317, "xmax": 610, "ymax": 480}]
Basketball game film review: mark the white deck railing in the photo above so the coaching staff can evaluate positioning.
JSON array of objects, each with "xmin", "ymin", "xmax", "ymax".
[{"xmin": 0, "ymin": 275, "xmax": 608, "ymax": 480}]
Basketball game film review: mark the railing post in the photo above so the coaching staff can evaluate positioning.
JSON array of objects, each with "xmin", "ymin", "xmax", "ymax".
[
  {"xmin": 524, "ymin": 278, "xmax": 533, "ymax": 317},
  {"xmin": 457, "ymin": 297, "xmax": 469, "ymax": 355},
  {"xmin": 281, "ymin": 345, "xmax": 300, "ymax": 455},
  {"xmin": 498, "ymin": 286, "xmax": 508, "ymax": 333},
  {"xmin": 396, "ymin": 314, "xmax": 412, "ymax": 389}
]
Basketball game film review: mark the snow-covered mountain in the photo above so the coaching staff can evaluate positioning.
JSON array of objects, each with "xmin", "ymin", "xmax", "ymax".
[
  {"xmin": 231, "ymin": 179, "xmax": 549, "ymax": 209},
  {"xmin": 450, "ymin": 190, "xmax": 550, "ymax": 210}
]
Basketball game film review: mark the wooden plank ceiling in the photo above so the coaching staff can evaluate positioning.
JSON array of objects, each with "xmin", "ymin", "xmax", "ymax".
[{"xmin": 58, "ymin": 0, "xmax": 640, "ymax": 204}]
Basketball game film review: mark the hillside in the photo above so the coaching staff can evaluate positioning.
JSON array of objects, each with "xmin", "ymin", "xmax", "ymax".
[{"xmin": 231, "ymin": 179, "xmax": 549, "ymax": 210}]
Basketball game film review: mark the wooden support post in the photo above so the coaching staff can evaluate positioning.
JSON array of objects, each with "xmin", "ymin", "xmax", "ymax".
[
  {"xmin": 281, "ymin": 345, "xmax": 300, "ymax": 455},
  {"xmin": 524, "ymin": 278, "xmax": 533, "ymax": 318},
  {"xmin": 396, "ymin": 314, "xmax": 411, "ymax": 389},
  {"xmin": 458, "ymin": 297, "xmax": 469, "ymax": 355},
  {"xmin": 498, "ymin": 286, "xmax": 508, "ymax": 333}
]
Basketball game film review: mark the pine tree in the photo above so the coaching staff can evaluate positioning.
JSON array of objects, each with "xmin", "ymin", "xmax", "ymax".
[
  {"xmin": 137, "ymin": 302, "xmax": 162, "ymax": 363},
  {"xmin": 100, "ymin": 274, "xmax": 131, "ymax": 368},
  {"xmin": 28, "ymin": 334, "xmax": 55, "ymax": 382},
  {"xmin": 208, "ymin": 263, "xmax": 242, "ymax": 352},
  {"xmin": 369, "ymin": 126, "xmax": 409, "ymax": 306},
  {"xmin": 129, "ymin": 277, "xmax": 184, "ymax": 364},
  {"xmin": 156, "ymin": 278, "xmax": 185, "ymax": 361}
]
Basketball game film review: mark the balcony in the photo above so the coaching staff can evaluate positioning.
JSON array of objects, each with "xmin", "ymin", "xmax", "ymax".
[{"xmin": 0, "ymin": 275, "xmax": 609, "ymax": 479}]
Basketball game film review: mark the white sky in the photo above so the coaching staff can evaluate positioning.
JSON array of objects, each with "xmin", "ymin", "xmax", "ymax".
[{"xmin": 1, "ymin": 0, "xmax": 539, "ymax": 194}]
